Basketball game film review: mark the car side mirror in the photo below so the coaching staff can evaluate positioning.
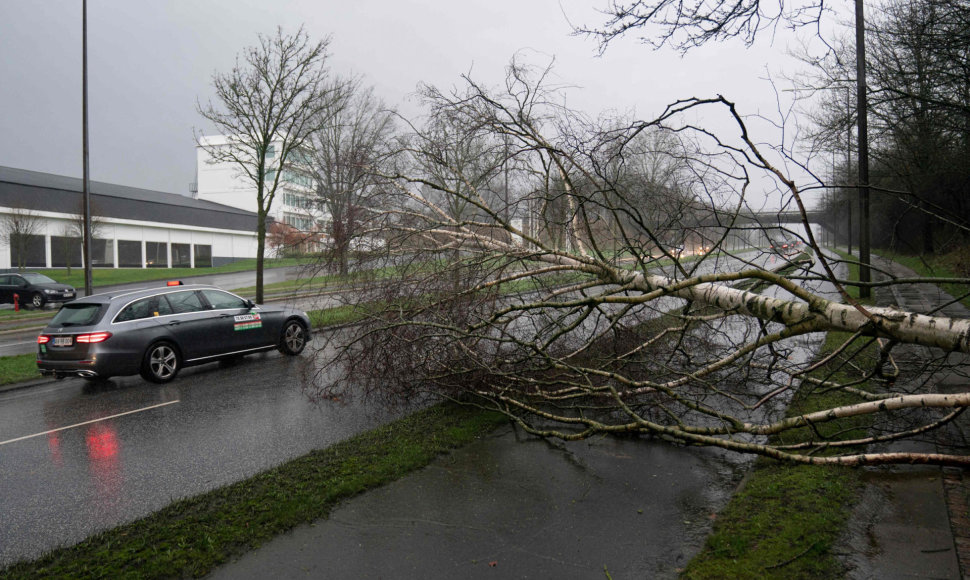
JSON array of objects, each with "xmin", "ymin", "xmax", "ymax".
[{"xmin": 245, "ymin": 299, "xmax": 256, "ymax": 308}]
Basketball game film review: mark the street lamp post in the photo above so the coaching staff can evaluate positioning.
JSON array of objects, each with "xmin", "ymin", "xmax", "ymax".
[
  {"xmin": 82, "ymin": 0, "xmax": 93, "ymax": 296},
  {"xmin": 855, "ymin": 0, "xmax": 871, "ymax": 299}
]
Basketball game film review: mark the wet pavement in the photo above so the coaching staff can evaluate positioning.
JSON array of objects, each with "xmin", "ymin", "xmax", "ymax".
[
  {"xmin": 837, "ymin": 255, "xmax": 970, "ymax": 579},
  {"xmin": 208, "ymin": 426, "xmax": 749, "ymax": 580},
  {"xmin": 0, "ymin": 342, "xmax": 408, "ymax": 567}
]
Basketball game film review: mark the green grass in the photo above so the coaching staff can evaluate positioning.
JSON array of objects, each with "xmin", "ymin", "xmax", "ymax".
[
  {"xmin": 29, "ymin": 257, "xmax": 311, "ymax": 289},
  {"xmin": 0, "ymin": 353, "xmax": 41, "ymax": 385},
  {"xmin": 682, "ymin": 331, "xmax": 877, "ymax": 579},
  {"xmin": 0, "ymin": 403, "xmax": 507, "ymax": 580}
]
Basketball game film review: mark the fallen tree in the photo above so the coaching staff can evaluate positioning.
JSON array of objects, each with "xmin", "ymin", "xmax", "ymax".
[{"xmin": 307, "ymin": 60, "xmax": 970, "ymax": 466}]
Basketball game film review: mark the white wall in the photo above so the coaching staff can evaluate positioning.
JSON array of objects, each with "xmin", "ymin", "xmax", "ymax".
[{"xmin": 0, "ymin": 208, "xmax": 259, "ymax": 269}]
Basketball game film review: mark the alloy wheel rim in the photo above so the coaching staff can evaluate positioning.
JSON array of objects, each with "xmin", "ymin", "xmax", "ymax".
[
  {"xmin": 151, "ymin": 346, "xmax": 176, "ymax": 378},
  {"xmin": 285, "ymin": 324, "xmax": 304, "ymax": 351}
]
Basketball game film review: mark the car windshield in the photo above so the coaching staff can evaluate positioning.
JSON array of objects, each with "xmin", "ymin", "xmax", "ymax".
[
  {"xmin": 50, "ymin": 303, "xmax": 105, "ymax": 327},
  {"xmin": 22, "ymin": 273, "xmax": 57, "ymax": 285}
]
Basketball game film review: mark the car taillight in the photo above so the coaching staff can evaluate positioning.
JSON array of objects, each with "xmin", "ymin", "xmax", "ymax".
[
  {"xmin": 37, "ymin": 335, "xmax": 50, "ymax": 344},
  {"xmin": 76, "ymin": 332, "xmax": 112, "ymax": 344}
]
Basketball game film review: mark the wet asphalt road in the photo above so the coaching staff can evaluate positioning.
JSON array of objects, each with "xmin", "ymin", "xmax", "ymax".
[{"xmin": 0, "ymin": 339, "xmax": 404, "ymax": 567}]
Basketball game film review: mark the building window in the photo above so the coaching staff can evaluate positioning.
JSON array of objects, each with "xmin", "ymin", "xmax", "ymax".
[
  {"xmin": 284, "ymin": 212, "xmax": 314, "ymax": 232},
  {"xmin": 172, "ymin": 243, "xmax": 191, "ymax": 268},
  {"xmin": 283, "ymin": 170, "xmax": 313, "ymax": 189},
  {"xmin": 194, "ymin": 245, "xmax": 212, "ymax": 268},
  {"xmin": 118, "ymin": 240, "xmax": 142, "ymax": 267},
  {"xmin": 93, "ymin": 239, "xmax": 114, "ymax": 268},
  {"xmin": 283, "ymin": 192, "xmax": 314, "ymax": 209},
  {"xmin": 146, "ymin": 242, "xmax": 168, "ymax": 268},
  {"xmin": 9, "ymin": 234, "xmax": 45, "ymax": 268},
  {"xmin": 51, "ymin": 236, "xmax": 82, "ymax": 268}
]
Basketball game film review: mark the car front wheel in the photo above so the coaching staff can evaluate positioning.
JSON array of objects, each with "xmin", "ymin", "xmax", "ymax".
[
  {"xmin": 278, "ymin": 320, "xmax": 307, "ymax": 356},
  {"xmin": 141, "ymin": 342, "xmax": 181, "ymax": 383},
  {"xmin": 31, "ymin": 293, "xmax": 45, "ymax": 309}
]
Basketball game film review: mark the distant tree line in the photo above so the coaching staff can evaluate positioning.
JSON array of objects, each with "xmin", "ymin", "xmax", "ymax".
[{"xmin": 812, "ymin": 0, "xmax": 970, "ymax": 258}]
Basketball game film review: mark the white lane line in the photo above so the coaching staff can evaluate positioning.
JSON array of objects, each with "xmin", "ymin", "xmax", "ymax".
[
  {"xmin": 0, "ymin": 341, "xmax": 39, "ymax": 348},
  {"xmin": 0, "ymin": 400, "xmax": 180, "ymax": 446}
]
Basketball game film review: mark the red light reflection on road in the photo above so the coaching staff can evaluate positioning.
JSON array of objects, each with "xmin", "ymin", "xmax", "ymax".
[
  {"xmin": 85, "ymin": 423, "xmax": 123, "ymax": 513},
  {"xmin": 86, "ymin": 424, "xmax": 119, "ymax": 460},
  {"xmin": 46, "ymin": 431, "xmax": 62, "ymax": 466}
]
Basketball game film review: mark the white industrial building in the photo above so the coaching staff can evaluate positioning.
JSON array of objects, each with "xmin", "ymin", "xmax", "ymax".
[
  {"xmin": 0, "ymin": 166, "xmax": 261, "ymax": 270},
  {"xmin": 195, "ymin": 135, "xmax": 328, "ymax": 250}
]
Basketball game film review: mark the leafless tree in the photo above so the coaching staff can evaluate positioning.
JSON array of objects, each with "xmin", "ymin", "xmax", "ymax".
[
  {"xmin": 303, "ymin": 78, "xmax": 397, "ymax": 275},
  {"xmin": 576, "ymin": 0, "xmax": 829, "ymax": 53},
  {"xmin": 307, "ymin": 60, "xmax": 970, "ymax": 467},
  {"xmin": 196, "ymin": 26, "xmax": 344, "ymax": 303},
  {"xmin": 0, "ymin": 206, "xmax": 42, "ymax": 271},
  {"xmin": 58, "ymin": 201, "xmax": 105, "ymax": 274}
]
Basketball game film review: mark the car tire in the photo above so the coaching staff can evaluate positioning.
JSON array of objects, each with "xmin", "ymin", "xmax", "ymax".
[
  {"xmin": 31, "ymin": 293, "xmax": 45, "ymax": 309},
  {"xmin": 278, "ymin": 319, "xmax": 307, "ymax": 356},
  {"xmin": 140, "ymin": 342, "xmax": 181, "ymax": 383}
]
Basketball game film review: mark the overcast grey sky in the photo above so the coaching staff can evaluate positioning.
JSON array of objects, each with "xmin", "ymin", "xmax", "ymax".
[{"xmin": 0, "ymin": 1, "xmax": 816, "ymax": 203}]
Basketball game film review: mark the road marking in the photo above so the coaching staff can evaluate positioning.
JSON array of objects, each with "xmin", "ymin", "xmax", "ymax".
[
  {"xmin": 0, "ymin": 341, "xmax": 39, "ymax": 349},
  {"xmin": 0, "ymin": 400, "xmax": 180, "ymax": 446}
]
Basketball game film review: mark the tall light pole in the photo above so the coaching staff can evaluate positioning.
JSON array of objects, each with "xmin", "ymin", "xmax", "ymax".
[
  {"xmin": 82, "ymin": 0, "xmax": 93, "ymax": 296},
  {"xmin": 855, "ymin": 0, "xmax": 871, "ymax": 299}
]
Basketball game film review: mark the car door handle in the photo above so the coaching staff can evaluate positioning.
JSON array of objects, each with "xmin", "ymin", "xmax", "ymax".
[{"xmin": 168, "ymin": 320, "xmax": 181, "ymax": 326}]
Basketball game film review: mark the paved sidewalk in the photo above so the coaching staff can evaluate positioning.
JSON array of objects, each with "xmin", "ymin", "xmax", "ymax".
[{"xmin": 839, "ymin": 256, "xmax": 970, "ymax": 579}]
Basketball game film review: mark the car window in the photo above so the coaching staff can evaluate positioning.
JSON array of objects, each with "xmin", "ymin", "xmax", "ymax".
[
  {"xmin": 165, "ymin": 290, "xmax": 206, "ymax": 314},
  {"xmin": 116, "ymin": 296, "xmax": 174, "ymax": 322},
  {"xmin": 22, "ymin": 273, "xmax": 56, "ymax": 284},
  {"xmin": 0, "ymin": 276, "xmax": 9, "ymax": 285},
  {"xmin": 200, "ymin": 289, "xmax": 248, "ymax": 310},
  {"xmin": 50, "ymin": 303, "xmax": 105, "ymax": 326}
]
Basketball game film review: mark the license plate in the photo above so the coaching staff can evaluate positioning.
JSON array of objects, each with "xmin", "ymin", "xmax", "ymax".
[
  {"xmin": 52, "ymin": 337, "xmax": 72, "ymax": 347},
  {"xmin": 64, "ymin": 292, "xmax": 74, "ymax": 298}
]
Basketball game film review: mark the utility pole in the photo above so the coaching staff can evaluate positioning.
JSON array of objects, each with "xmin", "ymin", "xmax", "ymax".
[
  {"xmin": 855, "ymin": 0, "xmax": 871, "ymax": 299},
  {"xmin": 82, "ymin": 0, "xmax": 93, "ymax": 296},
  {"xmin": 845, "ymin": 86, "xmax": 852, "ymax": 256}
]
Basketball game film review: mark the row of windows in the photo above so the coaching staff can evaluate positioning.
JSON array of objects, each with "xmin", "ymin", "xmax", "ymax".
[
  {"xmin": 115, "ymin": 289, "xmax": 247, "ymax": 323},
  {"xmin": 283, "ymin": 192, "xmax": 315, "ymax": 210},
  {"xmin": 9, "ymin": 235, "xmax": 213, "ymax": 268}
]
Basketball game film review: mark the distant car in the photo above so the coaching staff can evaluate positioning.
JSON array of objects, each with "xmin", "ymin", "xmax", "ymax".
[
  {"xmin": 36, "ymin": 283, "xmax": 311, "ymax": 383},
  {"xmin": 0, "ymin": 272, "xmax": 76, "ymax": 308}
]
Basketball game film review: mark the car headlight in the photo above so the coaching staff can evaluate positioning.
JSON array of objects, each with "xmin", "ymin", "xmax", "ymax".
[{"xmin": 44, "ymin": 289, "xmax": 55, "ymax": 294}]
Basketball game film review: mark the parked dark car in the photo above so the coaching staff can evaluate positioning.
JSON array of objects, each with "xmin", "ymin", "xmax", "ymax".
[
  {"xmin": 0, "ymin": 272, "xmax": 76, "ymax": 308},
  {"xmin": 36, "ymin": 283, "xmax": 311, "ymax": 383}
]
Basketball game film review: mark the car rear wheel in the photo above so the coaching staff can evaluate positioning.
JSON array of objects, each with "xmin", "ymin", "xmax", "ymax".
[
  {"xmin": 31, "ymin": 293, "xmax": 45, "ymax": 309},
  {"xmin": 141, "ymin": 342, "xmax": 181, "ymax": 383},
  {"xmin": 279, "ymin": 320, "xmax": 307, "ymax": 356}
]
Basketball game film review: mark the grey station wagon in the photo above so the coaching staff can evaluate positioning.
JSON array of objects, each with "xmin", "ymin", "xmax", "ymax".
[{"xmin": 36, "ymin": 283, "xmax": 311, "ymax": 383}]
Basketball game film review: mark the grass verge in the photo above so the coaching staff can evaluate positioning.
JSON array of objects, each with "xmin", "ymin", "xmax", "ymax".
[
  {"xmin": 0, "ymin": 353, "xmax": 41, "ymax": 386},
  {"xmin": 681, "ymin": 330, "xmax": 877, "ymax": 579},
  {"xmin": 0, "ymin": 402, "xmax": 506, "ymax": 579}
]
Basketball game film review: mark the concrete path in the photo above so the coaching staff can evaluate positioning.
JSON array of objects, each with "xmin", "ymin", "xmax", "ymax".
[{"xmin": 839, "ymin": 255, "xmax": 970, "ymax": 579}]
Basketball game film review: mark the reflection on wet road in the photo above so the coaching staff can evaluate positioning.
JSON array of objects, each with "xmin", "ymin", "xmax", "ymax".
[{"xmin": 0, "ymin": 340, "xmax": 401, "ymax": 566}]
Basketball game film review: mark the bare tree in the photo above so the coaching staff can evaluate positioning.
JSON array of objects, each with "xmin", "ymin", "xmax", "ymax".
[
  {"xmin": 304, "ymin": 79, "xmax": 396, "ymax": 275},
  {"xmin": 307, "ymin": 61, "xmax": 970, "ymax": 467},
  {"xmin": 58, "ymin": 201, "xmax": 105, "ymax": 274},
  {"xmin": 1, "ymin": 206, "xmax": 42, "ymax": 271},
  {"xmin": 577, "ymin": 0, "xmax": 828, "ymax": 52},
  {"xmin": 196, "ymin": 26, "xmax": 343, "ymax": 303}
]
